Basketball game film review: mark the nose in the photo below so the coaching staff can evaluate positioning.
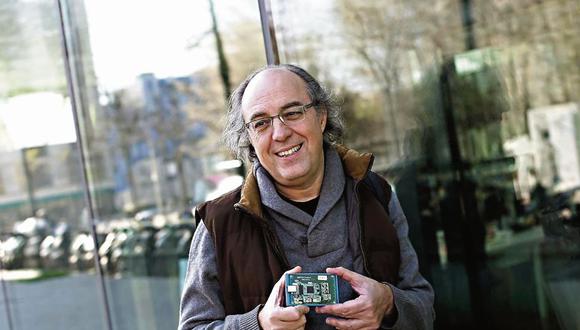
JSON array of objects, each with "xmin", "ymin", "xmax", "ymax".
[{"xmin": 271, "ymin": 116, "xmax": 292, "ymax": 141}]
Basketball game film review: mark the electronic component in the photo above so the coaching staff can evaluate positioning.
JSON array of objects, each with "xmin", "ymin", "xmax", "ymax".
[{"xmin": 285, "ymin": 273, "xmax": 339, "ymax": 306}]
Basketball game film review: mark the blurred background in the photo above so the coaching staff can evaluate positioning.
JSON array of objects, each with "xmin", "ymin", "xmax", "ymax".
[{"xmin": 0, "ymin": 0, "xmax": 578, "ymax": 329}]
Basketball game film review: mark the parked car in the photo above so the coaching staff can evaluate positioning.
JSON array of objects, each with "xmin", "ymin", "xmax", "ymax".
[
  {"xmin": 2, "ymin": 233, "xmax": 28, "ymax": 269},
  {"xmin": 151, "ymin": 223, "xmax": 194, "ymax": 277},
  {"xmin": 39, "ymin": 222, "xmax": 71, "ymax": 269},
  {"xmin": 69, "ymin": 232, "xmax": 96, "ymax": 271}
]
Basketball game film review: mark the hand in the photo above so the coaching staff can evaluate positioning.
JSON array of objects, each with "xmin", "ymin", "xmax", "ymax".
[
  {"xmin": 315, "ymin": 267, "xmax": 394, "ymax": 330},
  {"xmin": 258, "ymin": 266, "xmax": 310, "ymax": 330}
]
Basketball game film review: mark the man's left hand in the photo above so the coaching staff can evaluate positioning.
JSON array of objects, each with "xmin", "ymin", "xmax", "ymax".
[{"xmin": 315, "ymin": 267, "xmax": 394, "ymax": 330}]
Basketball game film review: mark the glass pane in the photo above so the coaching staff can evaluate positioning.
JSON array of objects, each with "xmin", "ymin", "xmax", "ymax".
[
  {"xmin": 65, "ymin": 0, "xmax": 266, "ymax": 328},
  {"xmin": 271, "ymin": 0, "xmax": 580, "ymax": 329},
  {"xmin": 0, "ymin": 0, "xmax": 107, "ymax": 329}
]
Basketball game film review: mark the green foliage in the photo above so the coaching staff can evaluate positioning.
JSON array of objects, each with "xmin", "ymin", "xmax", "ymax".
[
  {"xmin": 449, "ymin": 64, "xmax": 509, "ymax": 130},
  {"xmin": 329, "ymin": 86, "xmax": 384, "ymax": 147}
]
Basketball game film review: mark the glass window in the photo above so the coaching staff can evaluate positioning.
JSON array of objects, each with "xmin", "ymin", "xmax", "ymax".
[
  {"xmin": 271, "ymin": 0, "xmax": 579, "ymax": 329},
  {"xmin": 61, "ymin": 0, "xmax": 266, "ymax": 328},
  {"xmin": 0, "ymin": 0, "xmax": 108, "ymax": 328}
]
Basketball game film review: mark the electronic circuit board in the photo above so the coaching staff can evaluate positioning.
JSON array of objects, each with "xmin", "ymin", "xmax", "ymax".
[{"xmin": 285, "ymin": 273, "xmax": 339, "ymax": 307}]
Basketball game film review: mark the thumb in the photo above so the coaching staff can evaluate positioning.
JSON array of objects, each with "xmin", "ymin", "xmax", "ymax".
[
  {"xmin": 295, "ymin": 305, "xmax": 310, "ymax": 315},
  {"xmin": 269, "ymin": 266, "xmax": 302, "ymax": 307}
]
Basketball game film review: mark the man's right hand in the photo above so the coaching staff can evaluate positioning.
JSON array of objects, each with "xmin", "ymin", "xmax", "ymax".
[{"xmin": 258, "ymin": 266, "xmax": 309, "ymax": 330}]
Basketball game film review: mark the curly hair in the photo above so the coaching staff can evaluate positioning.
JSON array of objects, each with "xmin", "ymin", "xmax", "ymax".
[{"xmin": 223, "ymin": 64, "xmax": 344, "ymax": 163}]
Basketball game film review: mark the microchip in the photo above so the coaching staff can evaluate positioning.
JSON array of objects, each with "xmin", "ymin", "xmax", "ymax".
[{"xmin": 285, "ymin": 273, "xmax": 339, "ymax": 306}]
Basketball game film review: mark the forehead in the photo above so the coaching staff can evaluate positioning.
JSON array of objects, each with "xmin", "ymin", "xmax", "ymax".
[{"xmin": 241, "ymin": 69, "xmax": 309, "ymax": 118}]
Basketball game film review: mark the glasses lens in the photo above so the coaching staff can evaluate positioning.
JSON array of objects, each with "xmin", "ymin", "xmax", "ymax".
[
  {"xmin": 281, "ymin": 106, "xmax": 305, "ymax": 123},
  {"xmin": 247, "ymin": 105, "xmax": 309, "ymax": 135},
  {"xmin": 250, "ymin": 118, "xmax": 271, "ymax": 133}
]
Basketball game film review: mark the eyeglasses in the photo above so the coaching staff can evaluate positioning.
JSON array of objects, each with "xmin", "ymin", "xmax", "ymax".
[{"xmin": 244, "ymin": 102, "xmax": 316, "ymax": 135}]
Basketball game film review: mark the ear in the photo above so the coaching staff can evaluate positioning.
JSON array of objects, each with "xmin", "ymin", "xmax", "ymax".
[
  {"xmin": 319, "ymin": 109, "xmax": 327, "ymax": 132},
  {"xmin": 248, "ymin": 144, "xmax": 257, "ymax": 159}
]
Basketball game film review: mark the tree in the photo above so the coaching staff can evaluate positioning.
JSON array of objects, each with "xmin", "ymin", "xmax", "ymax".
[
  {"xmin": 106, "ymin": 90, "xmax": 145, "ymax": 210},
  {"xmin": 334, "ymin": 0, "xmax": 465, "ymax": 162}
]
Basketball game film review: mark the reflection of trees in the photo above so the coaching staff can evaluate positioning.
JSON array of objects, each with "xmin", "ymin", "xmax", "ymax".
[
  {"xmin": 472, "ymin": 0, "xmax": 580, "ymax": 139},
  {"xmin": 337, "ymin": 0, "xmax": 407, "ymax": 156},
  {"xmin": 0, "ymin": 1, "xmax": 21, "ymax": 76},
  {"xmin": 106, "ymin": 90, "xmax": 145, "ymax": 208},
  {"xmin": 334, "ymin": 0, "xmax": 465, "ymax": 162},
  {"xmin": 0, "ymin": 0, "xmax": 67, "ymax": 96},
  {"xmin": 105, "ymin": 71, "xmax": 234, "ymax": 212},
  {"xmin": 275, "ymin": 1, "xmax": 579, "ymax": 328},
  {"xmin": 106, "ymin": 82, "xmax": 192, "ymax": 212},
  {"xmin": 332, "ymin": 0, "xmax": 578, "ymax": 167},
  {"xmin": 445, "ymin": 64, "xmax": 509, "ymax": 163},
  {"xmin": 337, "ymin": 88, "xmax": 386, "ymax": 147}
]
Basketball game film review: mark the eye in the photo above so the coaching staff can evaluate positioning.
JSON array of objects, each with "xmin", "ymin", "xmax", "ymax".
[
  {"xmin": 282, "ymin": 108, "xmax": 303, "ymax": 121},
  {"xmin": 251, "ymin": 118, "xmax": 271, "ymax": 131}
]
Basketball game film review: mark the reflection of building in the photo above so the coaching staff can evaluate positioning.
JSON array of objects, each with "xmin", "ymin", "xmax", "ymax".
[
  {"xmin": 528, "ymin": 103, "xmax": 580, "ymax": 191},
  {"xmin": 504, "ymin": 103, "xmax": 580, "ymax": 199},
  {"xmin": 0, "ymin": 0, "xmax": 111, "ymax": 231},
  {"xmin": 0, "ymin": 93, "xmax": 113, "ymax": 231},
  {"xmin": 0, "ymin": 143, "xmax": 114, "ymax": 232},
  {"xmin": 107, "ymin": 73, "xmax": 213, "ymax": 212}
]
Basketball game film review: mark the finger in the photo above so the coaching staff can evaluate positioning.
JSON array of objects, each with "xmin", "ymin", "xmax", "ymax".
[
  {"xmin": 286, "ymin": 265, "xmax": 302, "ymax": 274},
  {"xmin": 275, "ymin": 266, "xmax": 302, "ymax": 306},
  {"xmin": 270, "ymin": 266, "xmax": 302, "ymax": 305},
  {"xmin": 316, "ymin": 297, "xmax": 363, "ymax": 316},
  {"xmin": 294, "ymin": 305, "xmax": 310, "ymax": 315},
  {"xmin": 274, "ymin": 306, "xmax": 310, "ymax": 322},
  {"xmin": 325, "ymin": 316, "xmax": 365, "ymax": 329},
  {"xmin": 278, "ymin": 266, "xmax": 302, "ymax": 287},
  {"xmin": 287, "ymin": 316, "xmax": 307, "ymax": 330},
  {"xmin": 326, "ymin": 267, "xmax": 362, "ymax": 284},
  {"xmin": 275, "ymin": 281, "xmax": 285, "ymax": 306}
]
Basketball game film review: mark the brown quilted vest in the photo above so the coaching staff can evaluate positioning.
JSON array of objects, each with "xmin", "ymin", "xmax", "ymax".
[{"xmin": 197, "ymin": 146, "xmax": 401, "ymax": 315}]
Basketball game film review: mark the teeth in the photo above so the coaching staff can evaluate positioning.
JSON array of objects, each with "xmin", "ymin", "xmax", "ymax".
[{"xmin": 277, "ymin": 145, "xmax": 301, "ymax": 157}]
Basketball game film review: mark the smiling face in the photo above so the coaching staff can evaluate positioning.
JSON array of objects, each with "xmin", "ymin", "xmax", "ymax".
[{"xmin": 241, "ymin": 68, "xmax": 327, "ymax": 195}]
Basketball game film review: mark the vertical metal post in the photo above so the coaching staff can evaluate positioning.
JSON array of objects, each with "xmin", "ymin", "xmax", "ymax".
[
  {"xmin": 257, "ymin": 0, "xmax": 280, "ymax": 65},
  {"xmin": 55, "ymin": 1, "xmax": 114, "ymax": 329},
  {"xmin": 440, "ymin": 60, "xmax": 486, "ymax": 328},
  {"xmin": 208, "ymin": 0, "xmax": 232, "ymax": 101},
  {"xmin": 0, "ymin": 258, "xmax": 14, "ymax": 330},
  {"xmin": 460, "ymin": 0, "xmax": 476, "ymax": 50},
  {"xmin": 20, "ymin": 148, "xmax": 37, "ymax": 216}
]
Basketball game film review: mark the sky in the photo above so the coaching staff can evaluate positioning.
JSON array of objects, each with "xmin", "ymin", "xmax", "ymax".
[
  {"xmin": 0, "ymin": 0, "xmax": 262, "ymax": 151},
  {"xmin": 84, "ymin": 0, "xmax": 261, "ymax": 90},
  {"xmin": 84, "ymin": 0, "xmax": 215, "ymax": 90},
  {"xmin": 0, "ymin": 92, "xmax": 77, "ymax": 149}
]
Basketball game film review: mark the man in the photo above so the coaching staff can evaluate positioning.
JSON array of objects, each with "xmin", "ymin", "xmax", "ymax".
[{"xmin": 179, "ymin": 64, "xmax": 434, "ymax": 329}]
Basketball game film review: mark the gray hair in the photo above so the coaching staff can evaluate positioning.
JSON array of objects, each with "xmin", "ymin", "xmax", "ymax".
[{"xmin": 223, "ymin": 64, "xmax": 344, "ymax": 163}]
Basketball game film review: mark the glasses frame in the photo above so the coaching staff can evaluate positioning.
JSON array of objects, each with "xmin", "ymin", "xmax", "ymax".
[{"xmin": 244, "ymin": 102, "xmax": 317, "ymax": 135}]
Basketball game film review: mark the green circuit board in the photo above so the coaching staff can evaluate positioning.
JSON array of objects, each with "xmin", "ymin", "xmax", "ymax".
[{"xmin": 285, "ymin": 273, "xmax": 339, "ymax": 306}]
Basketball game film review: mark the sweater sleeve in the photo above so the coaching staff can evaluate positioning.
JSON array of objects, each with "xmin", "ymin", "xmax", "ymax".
[
  {"xmin": 178, "ymin": 221, "xmax": 262, "ymax": 330},
  {"xmin": 381, "ymin": 191, "xmax": 435, "ymax": 330}
]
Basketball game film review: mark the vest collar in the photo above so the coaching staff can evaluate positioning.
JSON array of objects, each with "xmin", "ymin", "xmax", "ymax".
[{"xmin": 236, "ymin": 144, "xmax": 374, "ymax": 220}]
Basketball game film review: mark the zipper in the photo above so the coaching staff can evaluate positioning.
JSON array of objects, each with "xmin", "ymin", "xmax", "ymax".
[
  {"xmin": 353, "ymin": 178, "xmax": 371, "ymax": 276},
  {"xmin": 234, "ymin": 203, "xmax": 290, "ymax": 269}
]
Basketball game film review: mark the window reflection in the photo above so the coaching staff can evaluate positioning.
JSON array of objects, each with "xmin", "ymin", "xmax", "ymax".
[
  {"xmin": 66, "ymin": 0, "xmax": 265, "ymax": 329},
  {"xmin": 0, "ymin": 0, "xmax": 107, "ymax": 329},
  {"xmin": 1, "ymin": 0, "xmax": 578, "ymax": 328},
  {"xmin": 272, "ymin": 0, "xmax": 579, "ymax": 329},
  {"xmin": 1, "ymin": 0, "xmax": 265, "ymax": 328}
]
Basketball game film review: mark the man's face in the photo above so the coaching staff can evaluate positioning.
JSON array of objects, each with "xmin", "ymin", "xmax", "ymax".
[{"xmin": 241, "ymin": 69, "xmax": 327, "ymax": 189}]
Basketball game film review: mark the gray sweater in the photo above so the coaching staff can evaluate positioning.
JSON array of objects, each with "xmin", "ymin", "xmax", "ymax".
[{"xmin": 179, "ymin": 151, "xmax": 434, "ymax": 329}]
